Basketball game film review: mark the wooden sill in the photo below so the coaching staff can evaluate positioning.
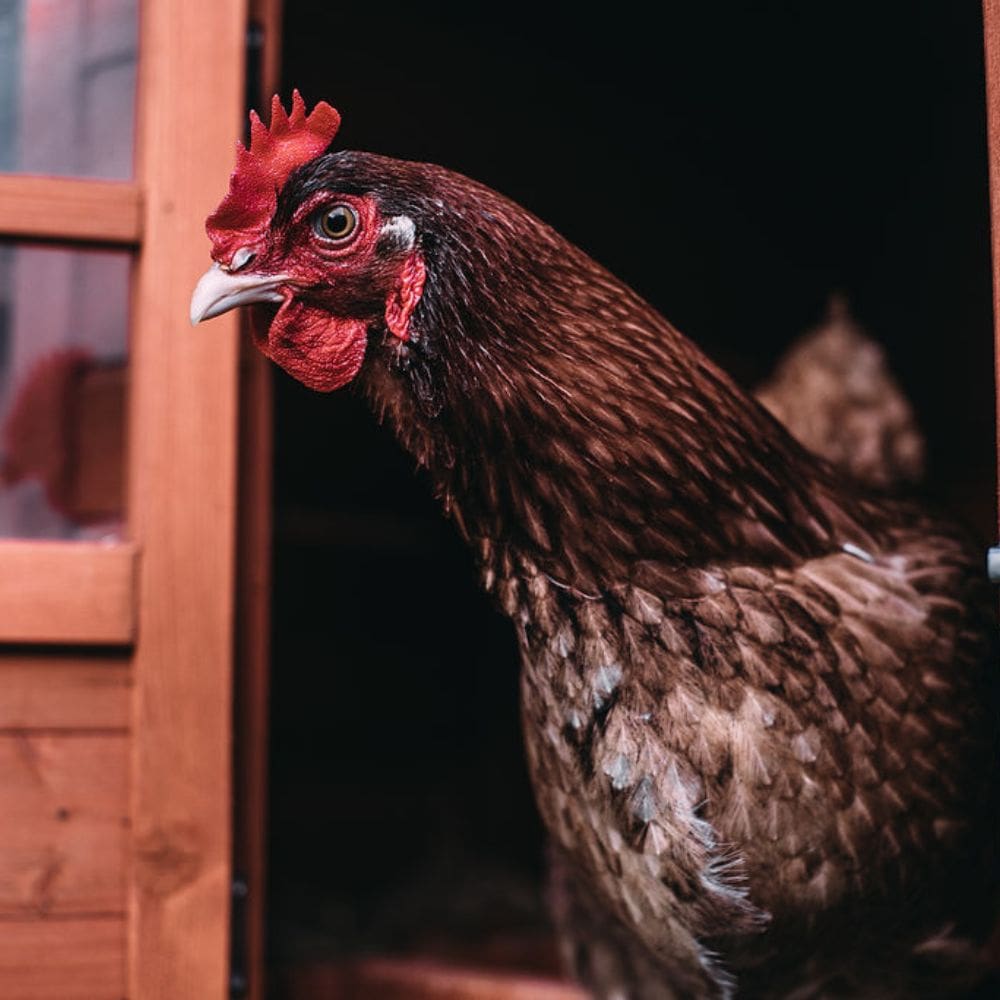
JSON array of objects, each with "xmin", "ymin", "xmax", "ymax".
[
  {"xmin": 0, "ymin": 176, "xmax": 142, "ymax": 246},
  {"xmin": 0, "ymin": 540, "xmax": 137, "ymax": 645}
]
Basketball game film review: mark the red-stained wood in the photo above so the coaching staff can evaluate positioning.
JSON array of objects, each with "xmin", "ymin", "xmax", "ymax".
[
  {"xmin": 234, "ymin": 293, "xmax": 273, "ymax": 1000},
  {"xmin": 0, "ymin": 734, "xmax": 128, "ymax": 917},
  {"xmin": 984, "ymin": 0, "xmax": 1000, "ymax": 535},
  {"xmin": 237, "ymin": 7, "xmax": 282, "ymax": 1000},
  {"xmin": 0, "ymin": 176, "xmax": 142, "ymax": 245},
  {"xmin": 0, "ymin": 916, "xmax": 126, "ymax": 1000},
  {"xmin": 0, "ymin": 655, "xmax": 130, "ymax": 730},
  {"xmin": 0, "ymin": 542, "xmax": 136, "ymax": 645},
  {"xmin": 127, "ymin": 0, "xmax": 247, "ymax": 997}
]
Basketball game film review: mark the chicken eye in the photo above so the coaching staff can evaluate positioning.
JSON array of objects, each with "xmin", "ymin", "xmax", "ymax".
[{"xmin": 316, "ymin": 204, "xmax": 358, "ymax": 242}]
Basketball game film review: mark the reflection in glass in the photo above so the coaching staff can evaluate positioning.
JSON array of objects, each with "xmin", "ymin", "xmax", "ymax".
[
  {"xmin": 0, "ymin": 0, "xmax": 138, "ymax": 179},
  {"xmin": 0, "ymin": 243, "xmax": 127, "ymax": 538}
]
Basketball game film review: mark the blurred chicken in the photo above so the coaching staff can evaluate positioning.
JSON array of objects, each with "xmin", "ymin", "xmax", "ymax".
[
  {"xmin": 1, "ymin": 347, "xmax": 125, "ymax": 527},
  {"xmin": 756, "ymin": 300, "xmax": 925, "ymax": 491}
]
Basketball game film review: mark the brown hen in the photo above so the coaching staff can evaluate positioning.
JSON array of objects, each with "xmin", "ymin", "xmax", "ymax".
[{"xmin": 191, "ymin": 96, "xmax": 997, "ymax": 998}]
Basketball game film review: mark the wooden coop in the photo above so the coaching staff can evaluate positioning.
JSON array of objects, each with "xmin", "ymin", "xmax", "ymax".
[{"xmin": 0, "ymin": 2, "xmax": 999, "ymax": 1000}]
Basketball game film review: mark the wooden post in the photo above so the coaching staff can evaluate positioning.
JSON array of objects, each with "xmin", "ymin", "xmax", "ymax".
[{"xmin": 128, "ymin": 0, "xmax": 247, "ymax": 997}]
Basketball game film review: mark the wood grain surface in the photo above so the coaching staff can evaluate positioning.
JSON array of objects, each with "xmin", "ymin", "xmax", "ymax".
[
  {"xmin": 0, "ymin": 176, "xmax": 141, "ymax": 245},
  {"xmin": 0, "ymin": 542, "xmax": 136, "ymax": 645},
  {"xmin": 0, "ymin": 733, "xmax": 127, "ymax": 916},
  {"xmin": 126, "ymin": 0, "xmax": 247, "ymax": 997}
]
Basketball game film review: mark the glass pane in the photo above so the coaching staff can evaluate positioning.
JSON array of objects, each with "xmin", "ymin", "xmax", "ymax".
[
  {"xmin": 0, "ymin": 242, "xmax": 127, "ymax": 538},
  {"xmin": 0, "ymin": 0, "xmax": 138, "ymax": 179}
]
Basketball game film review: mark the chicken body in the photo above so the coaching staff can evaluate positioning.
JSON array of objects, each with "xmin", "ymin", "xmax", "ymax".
[
  {"xmin": 522, "ymin": 515, "xmax": 993, "ymax": 999},
  {"xmin": 193, "ymin": 115, "xmax": 997, "ymax": 997}
]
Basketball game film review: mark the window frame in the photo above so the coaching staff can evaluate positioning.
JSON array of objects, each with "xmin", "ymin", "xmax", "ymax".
[{"xmin": 0, "ymin": 174, "xmax": 140, "ymax": 644}]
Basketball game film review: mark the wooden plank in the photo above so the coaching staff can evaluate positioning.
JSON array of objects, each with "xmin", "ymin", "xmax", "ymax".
[
  {"xmin": 0, "ymin": 541, "xmax": 137, "ymax": 645},
  {"xmin": 127, "ymin": 0, "xmax": 246, "ymax": 997},
  {"xmin": 984, "ymin": 0, "xmax": 1000, "ymax": 537},
  {"xmin": 0, "ymin": 916, "xmax": 125, "ymax": 1000},
  {"xmin": 0, "ymin": 654, "xmax": 130, "ymax": 730},
  {"xmin": 0, "ymin": 176, "xmax": 142, "ymax": 245},
  {"xmin": 286, "ymin": 959, "xmax": 588, "ymax": 1000},
  {"xmin": 0, "ymin": 734, "xmax": 127, "ymax": 916}
]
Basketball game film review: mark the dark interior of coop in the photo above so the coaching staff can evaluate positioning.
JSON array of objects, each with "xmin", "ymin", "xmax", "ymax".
[{"xmin": 264, "ymin": 3, "xmax": 996, "ymax": 995}]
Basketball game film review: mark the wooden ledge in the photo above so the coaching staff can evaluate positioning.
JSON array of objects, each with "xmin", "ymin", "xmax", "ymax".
[
  {"xmin": 0, "ymin": 541, "xmax": 137, "ymax": 645},
  {"xmin": 0, "ymin": 176, "xmax": 142, "ymax": 246}
]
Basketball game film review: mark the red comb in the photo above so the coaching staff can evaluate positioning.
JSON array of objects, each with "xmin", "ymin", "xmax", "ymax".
[{"xmin": 206, "ymin": 90, "xmax": 341, "ymax": 262}]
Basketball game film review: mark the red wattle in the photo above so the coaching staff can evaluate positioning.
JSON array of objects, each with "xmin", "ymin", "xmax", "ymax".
[{"xmin": 253, "ymin": 299, "xmax": 367, "ymax": 392}]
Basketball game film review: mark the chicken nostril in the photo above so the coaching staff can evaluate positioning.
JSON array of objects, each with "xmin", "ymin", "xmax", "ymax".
[{"xmin": 230, "ymin": 247, "xmax": 256, "ymax": 272}]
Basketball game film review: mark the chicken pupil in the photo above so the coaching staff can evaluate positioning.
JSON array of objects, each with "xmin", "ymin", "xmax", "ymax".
[{"xmin": 321, "ymin": 204, "xmax": 354, "ymax": 238}]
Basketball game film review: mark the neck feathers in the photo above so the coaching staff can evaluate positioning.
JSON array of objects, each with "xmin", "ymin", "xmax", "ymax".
[{"xmin": 361, "ymin": 184, "xmax": 869, "ymax": 592}]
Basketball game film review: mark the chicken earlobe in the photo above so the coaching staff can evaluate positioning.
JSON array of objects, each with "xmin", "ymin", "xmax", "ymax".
[{"xmin": 383, "ymin": 250, "xmax": 426, "ymax": 342}]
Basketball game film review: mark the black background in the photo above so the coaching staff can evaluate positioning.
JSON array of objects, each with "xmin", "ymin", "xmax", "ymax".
[{"xmin": 266, "ymin": 0, "xmax": 996, "ymax": 984}]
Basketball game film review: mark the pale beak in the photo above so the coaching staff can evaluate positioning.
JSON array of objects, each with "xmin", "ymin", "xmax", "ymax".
[{"xmin": 189, "ymin": 263, "xmax": 290, "ymax": 325}]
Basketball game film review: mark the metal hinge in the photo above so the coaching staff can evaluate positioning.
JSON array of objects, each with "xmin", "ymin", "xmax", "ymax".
[
  {"xmin": 229, "ymin": 875, "xmax": 250, "ymax": 998},
  {"xmin": 988, "ymin": 546, "xmax": 1000, "ymax": 583}
]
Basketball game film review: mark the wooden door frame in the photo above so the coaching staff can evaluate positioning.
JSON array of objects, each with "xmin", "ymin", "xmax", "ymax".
[{"xmin": 127, "ymin": 1, "xmax": 248, "ymax": 997}]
